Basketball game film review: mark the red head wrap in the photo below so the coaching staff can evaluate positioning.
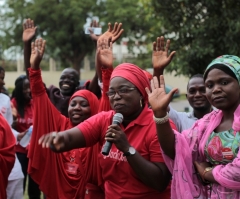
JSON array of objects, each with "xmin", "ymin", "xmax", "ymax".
[
  {"xmin": 70, "ymin": 90, "xmax": 99, "ymax": 116},
  {"xmin": 110, "ymin": 63, "xmax": 150, "ymax": 103},
  {"xmin": 142, "ymin": 70, "xmax": 153, "ymax": 81}
]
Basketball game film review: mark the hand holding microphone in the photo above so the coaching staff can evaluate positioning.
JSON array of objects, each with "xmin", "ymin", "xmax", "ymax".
[{"xmin": 102, "ymin": 113, "xmax": 124, "ymax": 155}]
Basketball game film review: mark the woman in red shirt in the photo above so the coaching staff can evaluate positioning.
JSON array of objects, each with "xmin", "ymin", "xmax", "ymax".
[
  {"xmin": 39, "ymin": 58, "xmax": 172, "ymax": 198},
  {"xmin": 11, "ymin": 74, "xmax": 41, "ymax": 199},
  {"xmin": 27, "ymin": 38, "xmax": 103, "ymax": 199},
  {"xmin": 0, "ymin": 114, "xmax": 15, "ymax": 199}
]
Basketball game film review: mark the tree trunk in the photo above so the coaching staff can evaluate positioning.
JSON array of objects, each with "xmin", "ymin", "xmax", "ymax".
[{"xmin": 72, "ymin": 53, "xmax": 87, "ymax": 79}]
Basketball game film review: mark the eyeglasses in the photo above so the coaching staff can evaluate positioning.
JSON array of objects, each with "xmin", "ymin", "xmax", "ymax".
[{"xmin": 106, "ymin": 87, "xmax": 136, "ymax": 98}]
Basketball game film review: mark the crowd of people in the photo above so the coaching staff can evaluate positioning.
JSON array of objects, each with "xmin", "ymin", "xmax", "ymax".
[{"xmin": 1, "ymin": 17, "xmax": 240, "ymax": 199}]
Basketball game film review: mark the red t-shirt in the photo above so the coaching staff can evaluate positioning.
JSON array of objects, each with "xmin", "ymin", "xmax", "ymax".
[
  {"xmin": 0, "ymin": 114, "xmax": 15, "ymax": 199},
  {"xmin": 78, "ymin": 105, "xmax": 170, "ymax": 199},
  {"xmin": 11, "ymin": 98, "xmax": 33, "ymax": 154}
]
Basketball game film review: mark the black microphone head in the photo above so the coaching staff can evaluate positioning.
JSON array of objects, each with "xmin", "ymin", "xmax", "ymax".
[{"xmin": 112, "ymin": 113, "xmax": 123, "ymax": 125}]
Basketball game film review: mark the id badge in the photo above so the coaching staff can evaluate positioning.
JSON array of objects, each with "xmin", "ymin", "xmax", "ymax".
[{"xmin": 64, "ymin": 162, "xmax": 79, "ymax": 175}]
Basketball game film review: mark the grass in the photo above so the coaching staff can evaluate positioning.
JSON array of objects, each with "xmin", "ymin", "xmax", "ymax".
[{"xmin": 23, "ymin": 178, "xmax": 44, "ymax": 199}]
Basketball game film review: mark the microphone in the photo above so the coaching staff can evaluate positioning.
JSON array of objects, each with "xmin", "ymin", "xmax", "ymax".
[{"xmin": 102, "ymin": 113, "xmax": 123, "ymax": 155}]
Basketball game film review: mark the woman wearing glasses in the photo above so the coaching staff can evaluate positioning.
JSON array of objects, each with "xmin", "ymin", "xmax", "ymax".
[{"xmin": 39, "ymin": 61, "xmax": 176, "ymax": 198}]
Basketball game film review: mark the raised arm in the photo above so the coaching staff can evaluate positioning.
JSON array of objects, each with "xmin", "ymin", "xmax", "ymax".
[
  {"xmin": 146, "ymin": 75, "xmax": 178, "ymax": 159},
  {"xmin": 96, "ymin": 22, "xmax": 123, "ymax": 81},
  {"xmin": 97, "ymin": 38, "xmax": 114, "ymax": 111},
  {"xmin": 98, "ymin": 39, "xmax": 113, "ymax": 69},
  {"xmin": 88, "ymin": 22, "xmax": 124, "ymax": 98},
  {"xmin": 30, "ymin": 38, "xmax": 46, "ymax": 70},
  {"xmin": 98, "ymin": 22, "xmax": 124, "ymax": 44},
  {"xmin": 152, "ymin": 36, "xmax": 176, "ymax": 81},
  {"xmin": 22, "ymin": 18, "xmax": 37, "ymax": 77}
]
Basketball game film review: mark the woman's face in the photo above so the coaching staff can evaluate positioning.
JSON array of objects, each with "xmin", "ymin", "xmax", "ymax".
[
  {"xmin": 68, "ymin": 96, "xmax": 91, "ymax": 126},
  {"xmin": 205, "ymin": 68, "xmax": 240, "ymax": 110},
  {"xmin": 108, "ymin": 77, "xmax": 142, "ymax": 118},
  {"xmin": 23, "ymin": 79, "xmax": 31, "ymax": 101}
]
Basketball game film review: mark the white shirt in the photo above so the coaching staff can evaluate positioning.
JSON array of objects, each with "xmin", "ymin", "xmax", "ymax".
[
  {"xmin": 0, "ymin": 93, "xmax": 24, "ymax": 180},
  {"xmin": 0, "ymin": 93, "xmax": 13, "ymax": 124},
  {"xmin": 169, "ymin": 105, "xmax": 197, "ymax": 133}
]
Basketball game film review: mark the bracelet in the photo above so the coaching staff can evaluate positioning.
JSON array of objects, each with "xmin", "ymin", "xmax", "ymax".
[
  {"xmin": 202, "ymin": 167, "xmax": 212, "ymax": 183},
  {"xmin": 153, "ymin": 112, "xmax": 169, "ymax": 124}
]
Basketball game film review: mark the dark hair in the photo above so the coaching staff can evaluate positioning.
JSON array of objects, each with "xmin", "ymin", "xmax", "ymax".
[
  {"xmin": 187, "ymin": 74, "xmax": 204, "ymax": 90},
  {"xmin": 203, "ymin": 64, "xmax": 237, "ymax": 82},
  {"xmin": 11, "ymin": 75, "xmax": 28, "ymax": 118},
  {"xmin": 0, "ymin": 66, "xmax": 5, "ymax": 73}
]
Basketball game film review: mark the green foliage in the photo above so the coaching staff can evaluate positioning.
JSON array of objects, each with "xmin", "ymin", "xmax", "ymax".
[
  {"xmin": 96, "ymin": 0, "xmax": 155, "ymax": 68},
  {"xmin": 150, "ymin": 0, "xmax": 240, "ymax": 76},
  {"xmin": 1, "ymin": 0, "xmax": 154, "ymax": 71},
  {"xmin": 1, "ymin": 0, "xmax": 239, "ymax": 77},
  {"xmin": 1, "ymin": 0, "xmax": 97, "ymax": 71}
]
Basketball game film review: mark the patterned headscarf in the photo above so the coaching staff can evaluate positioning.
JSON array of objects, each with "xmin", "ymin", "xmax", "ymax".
[
  {"xmin": 110, "ymin": 63, "xmax": 150, "ymax": 103},
  {"xmin": 204, "ymin": 55, "xmax": 240, "ymax": 83}
]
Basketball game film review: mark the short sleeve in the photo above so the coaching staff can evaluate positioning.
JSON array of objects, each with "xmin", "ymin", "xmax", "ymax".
[
  {"xmin": 149, "ymin": 134, "xmax": 165, "ymax": 163},
  {"xmin": 77, "ymin": 112, "xmax": 112, "ymax": 147}
]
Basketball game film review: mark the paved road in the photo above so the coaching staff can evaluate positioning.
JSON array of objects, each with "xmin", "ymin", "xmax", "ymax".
[{"xmin": 170, "ymin": 99, "xmax": 192, "ymax": 112}]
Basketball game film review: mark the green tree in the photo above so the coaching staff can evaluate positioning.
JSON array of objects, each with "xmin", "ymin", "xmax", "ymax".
[
  {"xmin": 149, "ymin": 0, "xmax": 240, "ymax": 76},
  {"xmin": 1, "ymin": 0, "xmax": 97, "ymax": 72},
  {"xmin": 97, "ymin": 0, "xmax": 156, "ymax": 68}
]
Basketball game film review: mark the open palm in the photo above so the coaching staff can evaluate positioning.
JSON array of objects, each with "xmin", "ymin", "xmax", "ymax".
[
  {"xmin": 98, "ymin": 39, "xmax": 113, "ymax": 68},
  {"xmin": 30, "ymin": 38, "xmax": 46, "ymax": 69},
  {"xmin": 97, "ymin": 22, "xmax": 124, "ymax": 44},
  {"xmin": 146, "ymin": 76, "xmax": 177, "ymax": 114},
  {"xmin": 22, "ymin": 18, "xmax": 37, "ymax": 42},
  {"xmin": 152, "ymin": 36, "xmax": 176, "ymax": 70}
]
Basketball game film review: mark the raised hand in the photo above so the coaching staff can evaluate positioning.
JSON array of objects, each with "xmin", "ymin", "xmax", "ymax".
[
  {"xmin": 98, "ymin": 22, "xmax": 124, "ymax": 44},
  {"xmin": 30, "ymin": 38, "xmax": 46, "ymax": 69},
  {"xmin": 152, "ymin": 36, "xmax": 176, "ymax": 71},
  {"xmin": 97, "ymin": 38, "xmax": 113, "ymax": 69},
  {"xmin": 145, "ymin": 75, "xmax": 177, "ymax": 116},
  {"xmin": 22, "ymin": 18, "xmax": 37, "ymax": 42},
  {"xmin": 89, "ymin": 20, "xmax": 101, "ymax": 41}
]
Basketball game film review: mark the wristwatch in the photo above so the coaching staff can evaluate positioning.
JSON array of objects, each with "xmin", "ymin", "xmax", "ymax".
[{"xmin": 123, "ymin": 146, "xmax": 136, "ymax": 157}]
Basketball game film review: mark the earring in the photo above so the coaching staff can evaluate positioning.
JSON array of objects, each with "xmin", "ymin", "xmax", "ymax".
[{"xmin": 140, "ymin": 99, "xmax": 142, "ymax": 107}]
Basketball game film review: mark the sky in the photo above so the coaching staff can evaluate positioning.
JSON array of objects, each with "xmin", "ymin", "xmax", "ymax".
[{"xmin": 0, "ymin": 0, "xmax": 5, "ymax": 6}]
